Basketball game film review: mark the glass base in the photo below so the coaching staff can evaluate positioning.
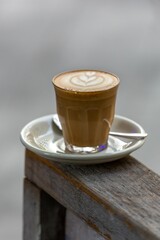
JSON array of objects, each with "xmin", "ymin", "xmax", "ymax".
[{"xmin": 65, "ymin": 142, "xmax": 107, "ymax": 154}]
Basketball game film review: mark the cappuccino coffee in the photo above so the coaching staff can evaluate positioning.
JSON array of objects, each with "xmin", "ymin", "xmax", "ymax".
[{"xmin": 52, "ymin": 70, "xmax": 120, "ymax": 153}]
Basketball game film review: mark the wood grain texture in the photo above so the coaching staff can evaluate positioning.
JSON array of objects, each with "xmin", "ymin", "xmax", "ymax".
[
  {"xmin": 40, "ymin": 190, "xmax": 66, "ymax": 240},
  {"xmin": 25, "ymin": 149, "xmax": 160, "ymax": 240},
  {"xmin": 23, "ymin": 179, "xmax": 41, "ymax": 240},
  {"xmin": 23, "ymin": 179, "xmax": 66, "ymax": 240},
  {"xmin": 66, "ymin": 210, "xmax": 105, "ymax": 240}
]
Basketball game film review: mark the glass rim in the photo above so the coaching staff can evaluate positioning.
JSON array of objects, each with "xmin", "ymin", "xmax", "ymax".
[{"xmin": 52, "ymin": 69, "xmax": 120, "ymax": 93}]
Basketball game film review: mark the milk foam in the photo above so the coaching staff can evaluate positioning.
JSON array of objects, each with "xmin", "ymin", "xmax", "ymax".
[{"xmin": 54, "ymin": 71, "xmax": 119, "ymax": 92}]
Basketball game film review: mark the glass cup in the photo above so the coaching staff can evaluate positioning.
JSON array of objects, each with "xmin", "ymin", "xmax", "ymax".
[{"xmin": 52, "ymin": 70, "xmax": 120, "ymax": 154}]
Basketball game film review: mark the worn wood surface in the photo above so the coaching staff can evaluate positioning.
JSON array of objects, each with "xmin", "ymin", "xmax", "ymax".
[
  {"xmin": 66, "ymin": 210, "xmax": 105, "ymax": 240},
  {"xmin": 25, "ymin": 149, "xmax": 160, "ymax": 240},
  {"xmin": 40, "ymin": 190, "xmax": 66, "ymax": 240},
  {"xmin": 23, "ymin": 179, "xmax": 41, "ymax": 240},
  {"xmin": 23, "ymin": 178, "xmax": 66, "ymax": 240}
]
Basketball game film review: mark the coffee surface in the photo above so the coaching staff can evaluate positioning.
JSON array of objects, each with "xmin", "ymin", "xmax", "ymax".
[{"xmin": 53, "ymin": 70, "xmax": 119, "ymax": 92}]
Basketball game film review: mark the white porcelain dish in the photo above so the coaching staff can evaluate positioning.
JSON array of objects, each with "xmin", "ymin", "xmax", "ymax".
[{"xmin": 20, "ymin": 114, "xmax": 147, "ymax": 164}]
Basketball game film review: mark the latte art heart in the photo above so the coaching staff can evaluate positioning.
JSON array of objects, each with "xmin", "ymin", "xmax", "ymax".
[
  {"xmin": 70, "ymin": 72, "xmax": 104, "ymax": 87},
  {"xmin": 53, "ymin": 70, "xmax": 119, "ymax": 92}
]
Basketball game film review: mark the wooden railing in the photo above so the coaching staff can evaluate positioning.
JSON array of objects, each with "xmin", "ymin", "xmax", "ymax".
[{"xmin": 23, "ymin": 149, "xmax": 160, "ymax": 240}]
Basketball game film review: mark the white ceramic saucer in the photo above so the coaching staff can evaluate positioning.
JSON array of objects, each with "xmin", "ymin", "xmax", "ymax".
[{"xmin": 20, "ymin": 114, "xmax": 147, "ymax": 165}]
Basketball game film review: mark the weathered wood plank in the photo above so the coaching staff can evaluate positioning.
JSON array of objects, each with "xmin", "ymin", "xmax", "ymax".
[
  {"xmin": 23, "ymin": 179, "xmax": 66, "ymax": 240},
  {"xmin": 25, "ymin": 149, "xmax": 160, "ymax": 240},
  {"xmin": 23, "ymin": 179, "xmax": 41, "ymax": 240},
  {"xmin": 66, "ymin": 210, "xmax": 105, "ymax": 240},
  {"xmin": 40, "ymin": 190, "xmax": 66, "ymax": 240}
]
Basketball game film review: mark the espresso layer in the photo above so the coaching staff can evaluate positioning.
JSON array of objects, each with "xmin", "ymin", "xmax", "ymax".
[{"xmin": 53, "ymin": 70, "xmax": 119, "ymax": 92}]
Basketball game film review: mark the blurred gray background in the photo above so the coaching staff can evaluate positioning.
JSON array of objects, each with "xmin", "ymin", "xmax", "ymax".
[{"xmin": 1, "ymin": 0, "xmax": 160, "ymax": 239}]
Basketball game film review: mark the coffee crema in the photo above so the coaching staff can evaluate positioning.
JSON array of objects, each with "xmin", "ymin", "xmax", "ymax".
[{"xmin": 53, "ymin": 70, "xmax": 119, "ymax": 92}]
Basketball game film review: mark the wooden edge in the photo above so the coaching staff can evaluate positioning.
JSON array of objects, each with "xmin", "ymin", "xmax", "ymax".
[{"xmin": 24, "ymin": 149, "xmax": 160, "ymax": 240}]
